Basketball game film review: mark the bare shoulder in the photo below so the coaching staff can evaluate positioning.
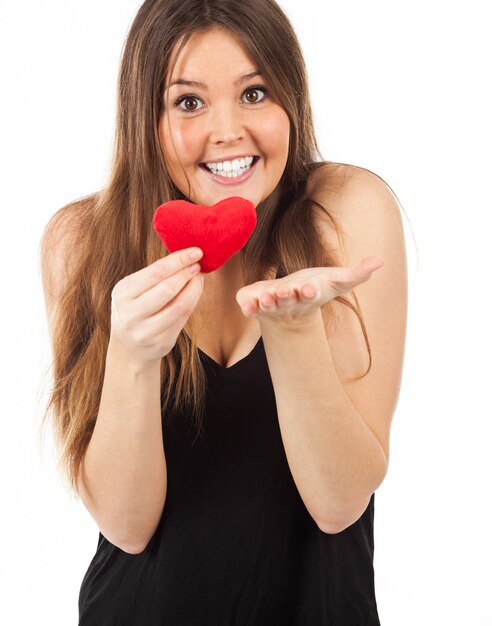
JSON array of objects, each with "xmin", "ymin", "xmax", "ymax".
[
  {"xmin": 39, "ymin": 198, "xmax": 91, "ymax": 296},
  {"xmin": 307, "ymin": 162, "xmax": 404, "ymax": 246},
  {"xmin": 306, "ymin": 161, "xmax": 407, "ymax": 307},
  {"xmin": 39, "ymin": 196, "xmax": 95, "ymax": 344},
  {"xmin": 307, "ymin": 161, "xmax": 397, "ymax": 194}
]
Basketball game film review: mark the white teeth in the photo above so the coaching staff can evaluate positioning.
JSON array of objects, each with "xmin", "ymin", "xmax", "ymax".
[{"xmin": 204, "ymin": 156, "xmax": 256, "ymax": 176}]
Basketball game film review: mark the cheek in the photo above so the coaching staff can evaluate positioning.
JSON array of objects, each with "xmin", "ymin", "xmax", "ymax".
[
  {"xmin": 260, "ymin": 110, "xmax": 290, "ymax": 155},
  {"xmin": 160, "ymin": 118, "xmax": 200, "ymax": 161}
]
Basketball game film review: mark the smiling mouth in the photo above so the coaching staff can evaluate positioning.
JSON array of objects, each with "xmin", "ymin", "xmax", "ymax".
[{"xmin": 198, "ymin": 156, "xmax": 260, "ymax": 178}]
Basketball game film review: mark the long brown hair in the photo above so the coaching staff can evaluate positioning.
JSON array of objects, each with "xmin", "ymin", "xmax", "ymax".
[{"xmin": 40, "ymin": 0, "xmax": 373, "ymax": 498}]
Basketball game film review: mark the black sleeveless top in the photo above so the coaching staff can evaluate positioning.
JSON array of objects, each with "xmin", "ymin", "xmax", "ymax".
[{"xmin": 78, "ymin": 337, "xmax": 381, "ymax": 625}]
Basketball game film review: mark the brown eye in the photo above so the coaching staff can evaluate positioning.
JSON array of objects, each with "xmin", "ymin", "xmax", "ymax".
[
  {"xmin": 243, "ymin": 87, "xmax": 267, "ymax": 104},
  {"xmin": 174, "ymin": 95, "xmax": 204, "ymax": 113},
  {"xmin": 245, "ymin": 90, "xmax": 259, "ymax": 103},
  {"xmin": 182, "ymin": 97, "xmax": 198, "ymax": 111}
]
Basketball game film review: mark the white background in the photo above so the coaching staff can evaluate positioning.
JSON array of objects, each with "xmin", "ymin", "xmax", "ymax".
[{"xmin": 2, "ymin": 0, "xmax": 491, "ymax": 623}]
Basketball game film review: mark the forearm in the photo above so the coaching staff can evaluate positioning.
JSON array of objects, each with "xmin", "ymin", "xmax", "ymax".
[
  {"xmin": 79, "ymin": 339, "xmax": 167, "ymax": 554},
  {"xmin": 260, "ymin": 312, "xmax": 388, "ymax": 533}
]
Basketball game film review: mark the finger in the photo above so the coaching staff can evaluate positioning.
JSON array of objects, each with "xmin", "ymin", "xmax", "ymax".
[
  {"xmin": 258, "ymin": 291, "xmax": 277, "ymax": 311},
  {"xmin": 275, "ymin": 284, "xmax": 293, "ymax": 298},
  {"xmin": 275, "ymin": 284, "xmax": 320, "ymax": 308},
  {"xmin": 275, "ymin": 285, "xmax": 299, "ymax": 305},
  {"xmin": 324, "ymin": 259, "xmax": 381, "ymax": 292},
  {"xmin": 300, "ymin": 284, "xmax": 319, "ymax": 299},
  {"xmin": 242, "ymin": 299, "xmax": 259, "ymax": 317},
  {"xmin": 357, "ymin": 256, "xmax": 384, "ymax": 276},
  {"xmin": 145, "ymin": 273, "xmax": 205, "ymax": 332},
  {"xmin": 135, "ymin": 262, "xmax": 203, "ymax": 318},
  {"xmin": 121, "ymin": 247, "xmax": 204, "ymax": 299},
  {"xmin": 122, "ymin": 273, "xmax": 204, "ymax": 345}
]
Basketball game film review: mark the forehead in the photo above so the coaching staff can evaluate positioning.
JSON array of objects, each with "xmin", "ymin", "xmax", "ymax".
[{"xmin": 166, "ymin": 27, "xmax": 256, "ymax": 81}]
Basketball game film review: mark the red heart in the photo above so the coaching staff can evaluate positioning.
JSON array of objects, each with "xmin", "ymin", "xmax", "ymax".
[{"xmin": 152, "ymin": 196, "xmax": 257, "ymax": 273}]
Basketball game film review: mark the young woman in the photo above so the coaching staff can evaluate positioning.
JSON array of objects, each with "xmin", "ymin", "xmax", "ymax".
[{"xmin": 40, "ymin": 0, "xmax": 407, "ymax": 623}]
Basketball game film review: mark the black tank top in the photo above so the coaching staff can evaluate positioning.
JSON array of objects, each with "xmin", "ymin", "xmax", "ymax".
[{"xmin": 78, "ymin": 337, "xmax": 381, "ymax": 625}]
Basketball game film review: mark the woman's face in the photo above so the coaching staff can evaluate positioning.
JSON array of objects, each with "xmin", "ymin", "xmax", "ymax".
[{"xmin": 159, "ymin": 27, "xmax": 290, "ymax": 208}]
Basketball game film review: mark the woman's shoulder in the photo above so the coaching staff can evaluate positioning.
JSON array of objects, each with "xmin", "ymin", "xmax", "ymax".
[
  {"xmin": 41, "ymin": 193, "xmax": 100, "ymax": 259},
  {"xmin": 306, "ymin": 161, "xmax": 397, "ymax": 205},
  {"xmin": 40, "ymin": 194, "xmax": 97, "ymax": 320},
  {"xmin": 307, "ymin": 161, "xmax": 402, "ymax": 224},
  {"xmin": 41, "ymin": 193, "xmax": 97, "ymax": 242},
  {"xmin": 306, "ymin": 161, "xmax": 404, "ymax": 260}
]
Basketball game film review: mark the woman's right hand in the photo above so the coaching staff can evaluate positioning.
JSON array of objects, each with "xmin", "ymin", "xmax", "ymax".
[{"xmin": 108, "ymin": 247, "xmax": 205, "ymax": 366}]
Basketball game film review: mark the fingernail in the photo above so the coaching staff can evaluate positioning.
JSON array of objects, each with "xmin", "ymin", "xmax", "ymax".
[
  {"xmin": 189, "ymin": 248, "xmax": 203, "ymax": 261},
  {"xmin": 303, "ymin": 286, "xmax": 317, "ymax": 298}
]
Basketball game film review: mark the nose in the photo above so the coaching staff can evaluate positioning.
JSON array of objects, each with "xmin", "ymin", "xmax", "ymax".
[
  {"xmin": 219, "ymin": 131, "xmax": 242, "ymax": 143},
  {"xmin": 208, "ymin": 105, "xmax": 245, "ymax": 145}
]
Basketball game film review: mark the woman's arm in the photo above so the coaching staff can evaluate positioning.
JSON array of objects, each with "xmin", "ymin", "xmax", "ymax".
[
  {"xmin": 40, "ymin": 208, "xmax": 167, "ymax": 554},
  {"xmin": 261, "ymin": 316, "xmax": 389, "ymax": 533},
  {"xmin": 259, "ymin": 165, "xmax": 407, "ymax": 532},
  {"xmin": 79, "ymin": 342, "xmax": 166, "ymax": 554}
]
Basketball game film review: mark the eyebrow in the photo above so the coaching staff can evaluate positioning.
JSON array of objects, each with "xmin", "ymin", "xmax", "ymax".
[{"xmin": 166, "ymin": 71, "xmax": 262, "ymax": 91}]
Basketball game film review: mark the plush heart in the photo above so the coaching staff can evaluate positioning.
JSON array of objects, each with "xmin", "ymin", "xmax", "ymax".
[{"xmin": 152, "ymin": 196, "xmax": 257, "ymax": 273}]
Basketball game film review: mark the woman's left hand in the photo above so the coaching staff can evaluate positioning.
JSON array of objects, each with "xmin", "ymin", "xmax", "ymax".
[{"xmin": 236, "ymin": 256, "xmax": 384, "ymax": 328}]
